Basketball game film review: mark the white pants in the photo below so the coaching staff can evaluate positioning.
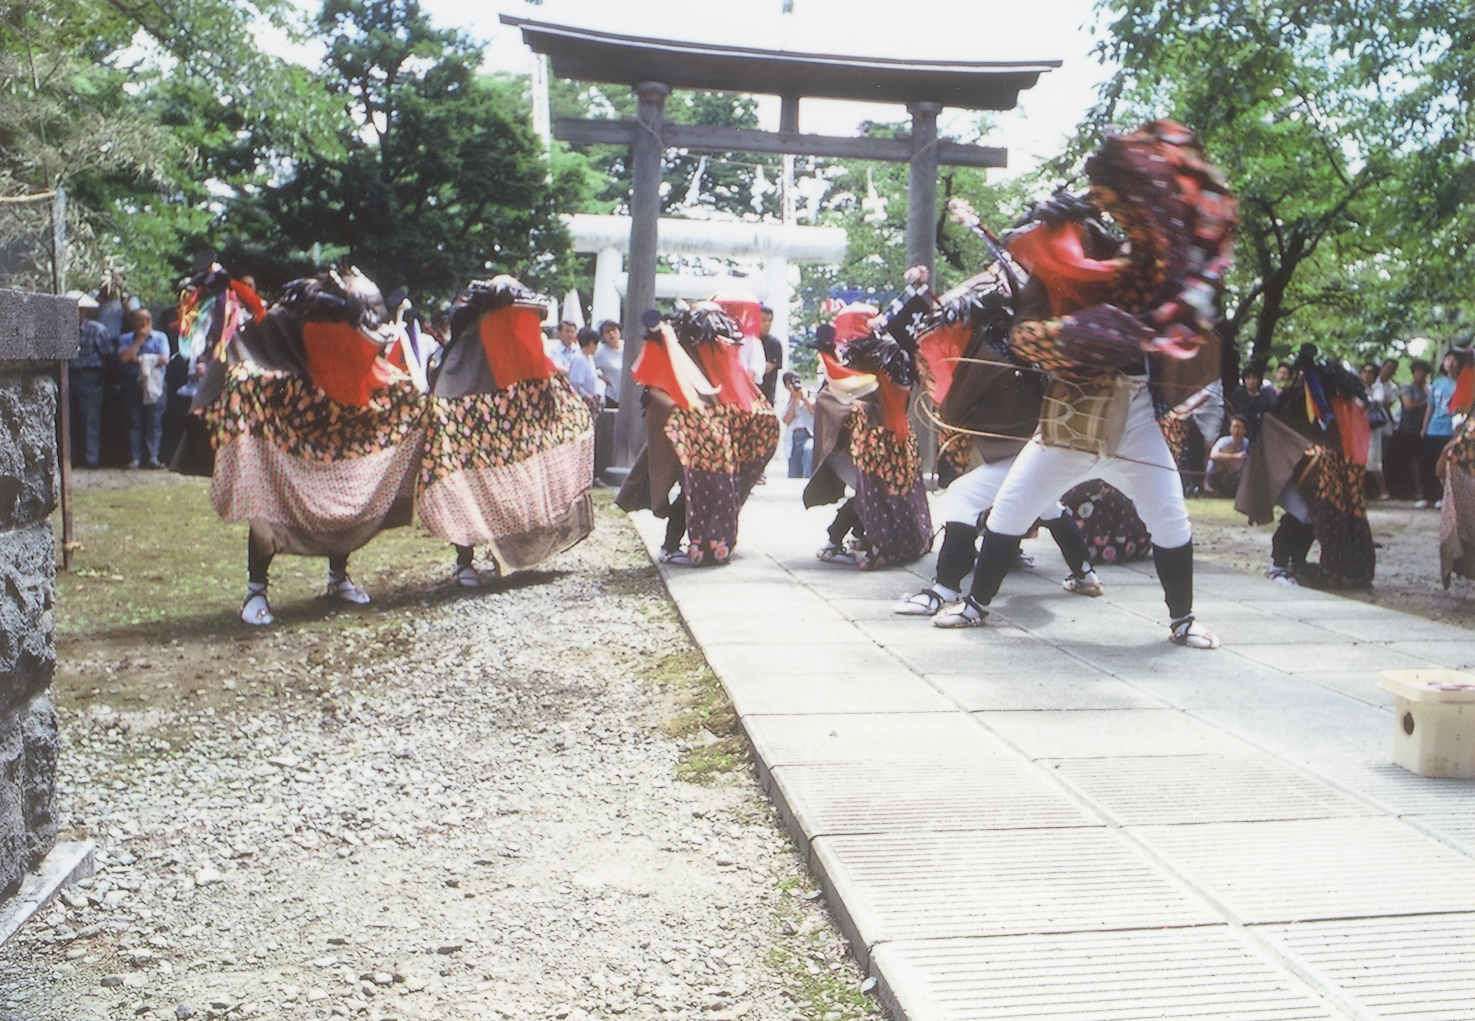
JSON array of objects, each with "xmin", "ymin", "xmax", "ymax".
[
  {"xmin": 940, "ymin": 457, "xmax": 1068, "ymax": 529},
  {"xmin": 984, "ymin": 379, "xmax": 1193, "ymax": 550}
]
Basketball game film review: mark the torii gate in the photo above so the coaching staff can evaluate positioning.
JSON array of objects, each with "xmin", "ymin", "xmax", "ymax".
[{"xmin": 501, "ymin": 16, "xmax": 1059, "ymax": 465}]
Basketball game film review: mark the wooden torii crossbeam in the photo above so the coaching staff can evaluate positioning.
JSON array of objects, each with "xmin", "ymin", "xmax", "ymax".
[{"xmin": 501, "ymin": 15, "xmax": 1059, "ymax": 465}]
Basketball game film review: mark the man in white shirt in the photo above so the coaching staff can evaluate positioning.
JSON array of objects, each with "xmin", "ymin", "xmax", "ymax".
[
  {"xmin": 548, "ymin": 320, "xmax": 579, "ymax": 373},
  {"xmin": 1206, "ymin": 415, "xmax": 1250, "ymax": 496}
]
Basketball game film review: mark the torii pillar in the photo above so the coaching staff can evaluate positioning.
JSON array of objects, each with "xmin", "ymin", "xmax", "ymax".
[{"xmin": 616, "ymin": 81, "xmax": 671, "ymax": 466}]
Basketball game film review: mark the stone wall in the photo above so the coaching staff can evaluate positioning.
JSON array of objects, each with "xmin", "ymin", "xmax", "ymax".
[{"xmin": 0, "ymin": 288, "xmax": 73, "ymax": 897}]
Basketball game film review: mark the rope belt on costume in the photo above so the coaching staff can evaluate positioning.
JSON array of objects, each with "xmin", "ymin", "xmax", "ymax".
[{"xmin": 916, "ymin": 356, "xmax": 1209, "ymax": 477}]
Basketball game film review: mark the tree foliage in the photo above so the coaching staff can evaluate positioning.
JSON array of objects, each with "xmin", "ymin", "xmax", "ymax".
[
  {"xmin": 1075, "ymin": 0, "xmax": 1474, "ymax": 367},
  {"xmin": 245, "ymin": 0, "xmax": 570, "ymax": 301}
]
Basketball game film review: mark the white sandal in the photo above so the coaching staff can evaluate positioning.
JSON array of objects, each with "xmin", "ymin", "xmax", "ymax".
[
  {"xmin": 932, "ymin": 596, "xmax": 988, "ymax": 629},
  {"xmin": 893, "ymin": 587, "xmax": 953, "ymax": 616},
  {"xmin": 451, "ymin": 564, "xmax": 481, "ymax": 588},
  {"xmin": 1170, "ymin": 616, "xmax": 1220, "ymax": 649},
  {"xmin": 240, "ymin": 588, "xmax": 273, "ymax": 627},
  {"xmin": 324, "ymin": 575, "xmax": 371, "ymax": 605}
]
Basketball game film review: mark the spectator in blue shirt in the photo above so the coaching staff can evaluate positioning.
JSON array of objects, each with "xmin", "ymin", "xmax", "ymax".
[
  {"xmin": 114, "ymin": 308, "xmax": 170, "ymax": 468},
  {"xmin": 1418, "ymin": 351, "xmax": 1462, "ymax": 508}
]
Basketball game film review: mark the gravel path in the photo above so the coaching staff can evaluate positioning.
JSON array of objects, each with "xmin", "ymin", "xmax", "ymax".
[{"xmin": 2, "ymin": 500, "xmax": 884, "ymax": 1021}]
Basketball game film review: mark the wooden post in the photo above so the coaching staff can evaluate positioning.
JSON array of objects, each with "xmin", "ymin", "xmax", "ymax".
[
  {"xmin": 52, "ymin": 189, "xmax": 76, "ymax": 573},
  {"xmin": 906, "ymin": 102, "xmax": 941, "ymax": 278},
  {"xmin": 615, "ymin": 81, "xmax": 670, "ymax": 469}
]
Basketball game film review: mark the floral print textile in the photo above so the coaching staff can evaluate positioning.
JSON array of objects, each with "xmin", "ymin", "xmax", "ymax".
[
  {"xmin": 664, "ymin": 402, "xmax": 779, "ymax": 566},
  {"xmin": 420, "ymin": 376, "xmax": 592, "ymax": 488},
  {"xmin": 205, "ymin": 363, "xmax": 425, "ymax": 462}
]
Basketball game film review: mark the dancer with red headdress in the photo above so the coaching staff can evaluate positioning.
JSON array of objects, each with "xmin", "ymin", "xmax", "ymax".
[
  {"xmin": 804, "ymin": 299, "xmax": 933, "ymax": 570},
  {"xmin": 198, "ymin": 267, "xmax": 428, "ymax": 625},
  {"xmin": 933, "ymin": 121, "xmax": 1237, "ymax": 649},
  {"xmin": 1235, "ymin": 344, "xmax": 1376, "ymax": 589},
  {"xmin": 616, "ymin": 305, "xmax": 780, "ymax": 566},
  {"xmin": 418, "ymin": 276, "xmax": 595, "ymax": 587}
]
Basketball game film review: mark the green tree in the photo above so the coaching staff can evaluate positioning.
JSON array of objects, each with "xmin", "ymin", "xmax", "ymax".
[
  {"xmin": 1077, "ymin": 0, "xmax": 1474, "ymax": 365},
  {"xmin": 257, "ymin": 0, "xmax": 570, "ymax": 303}
]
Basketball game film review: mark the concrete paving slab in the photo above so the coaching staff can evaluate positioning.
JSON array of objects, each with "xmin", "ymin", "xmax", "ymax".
[
  {"xmin": 812, "ymin": 829, "xmax": 1220, "ymax": 961},
  {"xmin": 1291, "ymin": 671, "xmax": 1397, "ymax": 708},
  {"xmin": 1198, "ymin": 617, "xmax": 1352, "ymax": 645},
  {"xmin": 685, "ymin": 616, "xmax": 865, "ymax": 647},
  {"xmin": 1124, "ymin": 658, "xmax": 1363, "ymax": 711},
  {"xmin": 1255, "ymin": 914, "xmax": 1475, "ymax": 1021},
  {"xmin": 768, "ymin": 760, "xmax": 1099, "ymax": 859},
  {"xmin": 1235, "ymin": 642, "xmax": 1435, "ymax": 674},
  {"xmin": 704, "ymin": 641, "xmax": 902, "ymax": 678},
  {"xmin": 828, "ymin": 597, "xmax": 920, "ymax": 622},
  {"xmin": 1408, "ymin": 813, "xmax": 1475, "ymax": 855},
  {"xmin": 1047, "ymin": 755, "xmax": 1379, "ymax": 825},
  {"xmin": 852, "ymin": 617, "xmax": 1041, "ymax": 650},
  {"xmin": 885, "ymin": 638, "xmax": 1088, "ymax": 677},
  {"xmin": 724, "ymin": 672, "xmax": 956, "ymax": 717},
  {"xmin": 924, "ymin": 671, "xmax": 1166, "ymax": 711},
  {"xmin": 1312, "ymin": 615, "xmax": 1475, "ymax": 643},
  {"xmin": 673, "ymin": 595, "xmax": 845, "ymax": 624},
  {"xmin": 1131, "ymin": 817, "xmax": 1475, "ymax": 923},
  {"xmin": 1304, "ymin": 757, "xmax": 1475, "ymax": 816},
  {"xmin": 1382, "ymin": 640, "xmax": 1475, "ymax": 669},
  {"xmin": 1193, "ymin": 698, "xmax": 1392, "ymax": 760},
  {"xmin": 1268, "ymin": 598, "xmax": 1411, "ymax": 621},
  {"xmin": 978, "ymin": 708, "xmax": 1260, "ymax": 759},
  {"xmin": 742, "ymin": 713, "xmax": 1012, "ymax": 775},
  {"xmin": 873, "ymin": 928, "xmax": 1352, "ymax": 1021}
]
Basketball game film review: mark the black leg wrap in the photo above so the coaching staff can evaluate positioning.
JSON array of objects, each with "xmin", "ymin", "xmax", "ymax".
[
  {"xmin": 455, "ymin": 545, "xmax": 475, "ymax": 568},
  {"xmin": 1154, "ymin": 540, "xmax": 1194, "ymax": 622},
  {"xmin": 936, "ymin": 521, "xmax": 980, "ymax": 591},
  {"xmin": 1270, "ymin": 512, "xmax": 1315, "ymax": 568},
  {"xmin": 1043, "ymin": 510, "xmax": 1090, "ymax": 576},
  {"xmin": 828, "ymin": 498, "xmax": 861, "ymax": 546},
  {"xmin": 967, "ymin": 531, "xmax": 1023, "ymax": 605},
  {"xmin": 247, "ymin": 529, "xmax": 273, "ymax": 586},
  {"xmin": 663, "ymin": 492, "xmax": 687, "ymax": 553}
]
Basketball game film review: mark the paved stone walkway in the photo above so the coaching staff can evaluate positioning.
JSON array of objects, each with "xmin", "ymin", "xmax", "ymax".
[{"xmin": 628, "ymin": 477, "xmax": 1475, "ymax": 1021}]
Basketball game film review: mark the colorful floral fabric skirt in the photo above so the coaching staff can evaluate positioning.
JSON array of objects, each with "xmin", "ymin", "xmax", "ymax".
[
  {"xmin": 417, "ymin": 376, "xmax": 595, "ymax": 572},
  {"xmin": 1062, "ymin": 479, "xmax": 1153, "ymax": 565},
  {"xmin": 204, "ymin": 364, "xmax": 426, "ymax": 557},
  {"xmin": 847, "ymin": 414, "xmax": 933, "ymax": 569},
  {"xmin": 666, "ymin": 403, "xmax": 779, "ymax": 566},
  {"xmin": 1306, "ymin": 449, "xmax": 1375, "ymax": 588}
]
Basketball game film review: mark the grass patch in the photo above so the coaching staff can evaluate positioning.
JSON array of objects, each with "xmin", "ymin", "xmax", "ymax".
[
  {"xmin": 765, "ymin": 879, "xmax": 879, "ymax": 1020},
  {"xmin": 646, "ymin": 646, "xmax": 748, "ymax": 784}
]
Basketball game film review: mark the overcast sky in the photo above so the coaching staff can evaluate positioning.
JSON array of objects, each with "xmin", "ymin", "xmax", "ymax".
[{"xmin": 418, "ymin": 0, "xmax": 1115, "ymax": 177}]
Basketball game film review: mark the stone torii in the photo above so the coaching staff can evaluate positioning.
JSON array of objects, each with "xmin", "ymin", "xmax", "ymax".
[{"xmin": 501, "ymin": 16, "xmax": 1059, "ymax": 465}]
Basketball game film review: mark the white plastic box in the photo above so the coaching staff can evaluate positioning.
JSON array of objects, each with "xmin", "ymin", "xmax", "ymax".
[{"xmin": 1377, "ymin": 670, "xmax": 1475, "ymax": 778}]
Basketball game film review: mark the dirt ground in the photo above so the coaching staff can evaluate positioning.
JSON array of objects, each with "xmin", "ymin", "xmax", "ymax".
[{"xmin": 1183, "ymin": 494, "xmax": 1475, "ymax": 630}]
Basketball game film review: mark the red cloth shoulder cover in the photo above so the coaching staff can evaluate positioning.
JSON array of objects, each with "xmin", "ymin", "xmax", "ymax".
[
  {"xmin": 694, "ymin": 342, "xmax": 761, "ymax": 411},
  {"xmin": 1330, "ymin": 394, "xmax": 1370, "ymax": 467},
  {"xmin": 915, "ymin": 322, "xmax": 971, "ymax": 405},
  {"xmin": 302, "ymin": 321, "xmax": 398, "ymax": 406},
  {"xmin": 1006, "ymin": 222, "xmax": 1118, "ymax": 316},
  {"xmin": 875, "ymin": 376, "xmax": 911, "ymax": 439},
  {"xmin": 631, "ymin": 335, "xmax": 688, "ymax": 410},
  {"xmin": 479, "ymin": 305, "xmax": 555, "ymax": 387}
]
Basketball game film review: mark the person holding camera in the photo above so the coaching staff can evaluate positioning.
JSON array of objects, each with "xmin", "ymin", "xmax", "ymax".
[{"xmin": 781, "ymin": 370, "xmax": 814, "ymax": 478}]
